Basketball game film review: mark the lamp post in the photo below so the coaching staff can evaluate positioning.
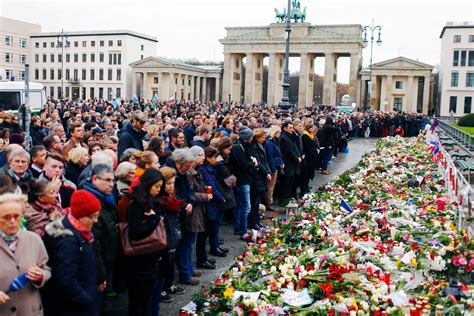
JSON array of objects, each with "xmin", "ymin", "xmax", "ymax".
[
  {"xmin": 362, "ymin": 22, "xmax": 382, "ymax": 112},
  {"xmin": 56, "ymin": 29, "xmax": 68, "ymax": 99},
  {"xmin": 280, "ymin": 0, "xmax": 292, "ymax": 106}
]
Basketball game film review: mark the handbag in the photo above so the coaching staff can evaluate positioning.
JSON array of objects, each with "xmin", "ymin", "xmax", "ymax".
[
  {"xmin": 118, "ymin": 216, "xmax": 167, "ymax": 256},
  {"xmin": 223, "ymin": 174, "xmax": 237, "ymax": 188}
]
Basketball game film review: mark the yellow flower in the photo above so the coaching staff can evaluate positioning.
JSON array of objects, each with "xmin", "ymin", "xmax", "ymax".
[
  {"xmin": 274, "ymin": 238, "xmax": 281, "ymax": 244},
  {"xmin": 241, "ymin": 266, "xmax": 246, "ymax": 272},
  {"xmin": 223, "ymin": 286, "xmax": 234, "ymax": 298},
  {"xmin": 396, "ymin": 259, "xmax": 401, "ymax": 267},
  {"xmin": 411, "ymin": 258, "xmax": 418, "ymax": 267}
]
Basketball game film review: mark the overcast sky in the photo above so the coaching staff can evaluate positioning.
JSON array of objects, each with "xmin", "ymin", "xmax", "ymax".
[{"xmin": 2, "ymin": 0, "xmax": 473, "ymax": 82}]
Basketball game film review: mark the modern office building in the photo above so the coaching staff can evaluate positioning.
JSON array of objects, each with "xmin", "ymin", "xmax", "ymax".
[
  {"xmin": 439, "ymin": 22, "xmax": 474, "ymax": 117},
  {"xmin": 0, "ymin": 17, "xmax": 41, "ymax": 81}
]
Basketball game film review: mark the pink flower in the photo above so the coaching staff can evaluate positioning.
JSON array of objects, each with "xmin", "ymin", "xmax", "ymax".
[{"xmin": 469, "ymin": 258, "xmax": 474, "ymax": 267}]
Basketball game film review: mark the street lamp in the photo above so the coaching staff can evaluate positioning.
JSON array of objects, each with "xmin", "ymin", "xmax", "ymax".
[
  {"xmin": 56, "ymin": 29, "xmax": 68, "ymax": 99},
  {"xmin": 280, "ymin": 0, "xmax": 292, "ymax": 106},
  {"xmin": 362, "ymin": 22, "xmax": 382, "ymax": 112}
]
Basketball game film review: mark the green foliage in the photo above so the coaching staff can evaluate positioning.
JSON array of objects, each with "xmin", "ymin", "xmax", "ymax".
[{"xmin": 457, "ymin": 114, "xmax": 474, "ymax": 127}]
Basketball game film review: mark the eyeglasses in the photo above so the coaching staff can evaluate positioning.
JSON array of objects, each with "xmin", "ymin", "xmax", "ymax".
[
  {"xmin": 1, "ymin": 213, "xmax": 21, "ymax": 221},
  {"xmin": 97, "ymin": 177, "xmax": 115, "ymax": 183}
]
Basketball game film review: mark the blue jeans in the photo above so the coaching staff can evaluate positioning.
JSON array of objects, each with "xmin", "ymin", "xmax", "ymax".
[
  {"xmin": 176, "ymin": 231, "xmax": 197, "ymax": 281},
  {"xmin": 207, "ymin": 216, "xmax": 221, "ymax": 250},
  {"xmin": 234, "ymin": 184, "xmax": 251, "ymax": 236},
  {"xmin": 321, "ymin": 147, "xmax": 333, "ymax": 171}
]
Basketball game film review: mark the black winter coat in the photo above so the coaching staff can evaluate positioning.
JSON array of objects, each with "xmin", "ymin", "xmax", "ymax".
[
  {"xmin": 42, "ymin": 217, "xmax": 97, "ymax": 316},
  {"xmin": 279, "ymin": 131, "xmax": 301, "ymax": 177},
  {"xmin": 248, "ymin": 141, "xmax": 271, "ymax": 194},
  {"xmin": 302, "ymin": 134, "xmax": 319, "ymax": 179},
  {"xmin": 318, "ymin": 124, "xmax": 338, "ymax": 148},
  {"xmin": 117, "ymin": 122, "xmax": 146, "ymax": 159},
  {"xmin": 229, "ymin": 141, "xmax": 256, "ymax": 185},
  {"xmin": 214, "ymin": 156, "xmax": 236, "ymax": 211}
]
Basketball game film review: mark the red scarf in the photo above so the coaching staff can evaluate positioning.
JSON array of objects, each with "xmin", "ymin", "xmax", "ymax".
[{"xmin": 68, "ymin": 213, "xmax": 94, "ymax": 244}]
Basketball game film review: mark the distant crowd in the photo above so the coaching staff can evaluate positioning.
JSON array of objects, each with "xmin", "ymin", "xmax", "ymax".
[{"xmin": 0, "ymin": 97, "xmax": 429, "ymax": 316}]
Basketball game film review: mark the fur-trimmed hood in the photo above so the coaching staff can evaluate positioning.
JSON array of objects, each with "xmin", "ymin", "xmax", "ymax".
[{"xmin": 45, "ymin": 218, "xmax": 74, "ymax": 238}]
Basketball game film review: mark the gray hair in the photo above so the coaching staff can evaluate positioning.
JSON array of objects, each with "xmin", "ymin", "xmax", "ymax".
[
  {"xmin": 92, "ymin": 163, "xmax": 114, "ymax": 178},
  {"xmin": 172, "ymin": 148, "xmax": 195, "ymax": 164},
  {"xmin": 8, "ymin": 148, "xmax": 30, "ymax": 162},
  {"xmin": 49, "ymin": 123, "xmax": 64, "ymax": 136},
  {"xmin": 120, "ymin": 148, "xmax": 140, "ymax": 163},
  {"xmin": 189, "ymin": 146, "xmax": 204, "ymax": 159},
  {"xmin": 91, "ymin": 151, "xmax": 114, "ymax": 168},
  {"xmin": 115, "ymin": 161, "xmax": 136, "ymax": 179}
]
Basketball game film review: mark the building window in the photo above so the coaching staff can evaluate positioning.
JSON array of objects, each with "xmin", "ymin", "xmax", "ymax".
[
  {"xmin": 141, "ymin": 55, "xmax": 144, "ymax": 60},
  {"xmin": 90, "ymin": 69, "xmax": 95, "ymax": 80},
  {"xmin": 449, "ymin": 96, "xmax": 457, "ymax": 113},
  {"xmin": 469, "ymin": 51, "xmax": 474, "ymax": 67},
  {"xmin": 42, "ymin": 69, "xmax": 46, "ymax": 80},
  {"xmin": 118, "ymin": 53, "xmax": 121, "ymax": 65},
  {"xmin": 50, "ymin": 53, "xmax": 55, "ymax": 63},
  {"xmin": 4, "ymin": 35, "xmax": 13, "ymax": 46},
  {"xmin": 50, "ymin": 69, "xmax": 55, "ymax": 80},
  {"xmin": 5, "ymin": 70, "xmax": 11, "ymax": 80},
  {"xmin": 73, "ymin": 69, "xmax": 78, "ymax": 81},
  {"xmin": 91, "ymin": 53, "xmax": 95, "ymax": 62},
  {"xmin": 141, "ymin": 44, "xmax": 144, "ymax": 51},
  {"xmin": 74, "ymin": 41, "xmax": 78, "ymax": 47},
  {"xmin": 66, "ymin": 54, "xmax": 70, "ymax": 62},
  {"xmin": 116, "ymin": 87, "xmax": 121, "ymax": 98},
  {"xmin": 35, "ymin": 69, "xmax": 39, "ymax": 80},
  {"xmin": 65, "ymin": 87, "xmax": 69, "ymax": 98},
  {"xmin": 99, "ymin": 87, "xmax": 104, "ymax": 99},
  {"xmin": 82, "ymin": 69, "xmax": 86, "ymax": 80},
  {"xmin": 35, "ymin": 54, "xmax": 39, "ymax": 63},
  {"xmin": 461, "ymin": 51, "xmax": 467, "ymax": 66},
  {"xmin": 99, "ymin": 53, "xmax": 104, "ymax": 62},
  {"xmin": 19, "ymin": 38, "xmax": 27, "ymax": 48},
  {"xmin": 395, "ymin": 81, "xmax": 403, "ymax": 89},
  {"xmin": 453, "ymin": 51, "xmax": 459, "ymax": 66},
  {"xmin": 50, "ymin": 87, "xmax": 54, "ymax": 98},
  {"xmin": 188, "ymin": 79, "xmax": 191, "ymax": 85},
  {"xmin": 469, "ymin": 35, "xmax": 474, "ymax": 43},
  {"xmin": 91, "ymin": 41, "xmax": 96, "ymax": 47},
  {"xmin": 109, "ymin": 54, "xmax": 112, "ymax": 65},
  {"xmin": 113, "ymin": 54, "xmax": 117, "ymax": 65},
  {"xmin": 66, "ymin": 69, "xmax": 70, "ymax": 80},
  {"xmin": 20, "ymin": 54, "xmax": 26, "ymax": 64},
  {"xmin": 182, "ymin": 78, "xmax": 185, "ymax": 85},
  {"xmin": 154, "ymin": 77, "xmax": 158, "ymax": 84},
  {"xmin": 466, "ymin": 73, "xmax": 474, "ymax": 87},
  {"xmin": 100, "ymin": 40, "xmax": 104, "ymax": 47},
  {"xmin": 464, "ymin": 97, "xmax": 472, "ymax": 113},
  {"xmin": 49, "ymin": 41, "xmax": 54, "ymax": 48},
  {"xmin": 99, "ymin": 69, "xmax": 104, "ymax": 80},
  {"xmin": 175, "ymin": 78, "xmax": 178, "ymax": 85},
  {"xmin": 107, "ymin": 87, "xmax": 113, "ymax": 100},
  {"xmin": 5, "ymin": 53, "xmax": 12, "ymax": 63},
  {"xmin": 82, "ymin": 54, "xmax": 87, "ymax": 62},
  {"xmin": 42, "ymin": 54, "xmax": 47, "ymax": 63},
  {"xmin": 65, "ymin": 41, "xmax": 70, "ymax": 48},
  {"xmin": 394, "ymin": 98, "xmax": 402, "ymax": 112},
  {"xmin": 451, "ymin": 72, "xmax": 459, "ymax": 87},
  {"xmin": 90, "ymin": 87, "xmax": 94, "ymax": 98},
  {"xmin": 117, "ymin": 69, "xmax": 121, "ymax": 81},
  {"xmin": 58, "ymin": 54, "xmax": 62, "ymax": 63},
  {"xmin": 454, "ymin": 35, "xmax": 461, "ymax": 43},
  {"xmin": 74, "ymin": 54, "xmax": 78, "ymax": 62},
  {"xmin": 58, "ymin": 69, "xmax": 62, "ymax": 80},
  {"xmin": 82, "ymin": 41, "xmax": 87, "ymax": 47},
  {"xmin": 108, "ymin": 69, "xmax": 112, "ymax": 81},
  {"xmin": 35, "ymin": 42, "xmax": 39, "ymax": 48},
  {"xmin": 108, "ymin": 40, "xmax": 113, "ymax": 47},
  {"xmin": 117, "ymin": 40, "xmax": 122, "ymax": 46},
  {"xmin": 20, "ymin": 71, "xmax": 25, "ymax": 81},
  {"xmin": 58, "ymin": 87, "xmax": 62, "ymax": 98},
  {"xmin": 43, "ymin": 42, "xmax": 46, "ymax": 48}
]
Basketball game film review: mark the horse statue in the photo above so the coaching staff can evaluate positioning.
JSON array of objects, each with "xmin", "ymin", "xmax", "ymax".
[{"xmin": 274, "ymin": 8, "xmax": 287, "ymax": 23}]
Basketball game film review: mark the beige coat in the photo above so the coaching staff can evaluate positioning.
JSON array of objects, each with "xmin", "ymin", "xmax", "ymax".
[{"xmin": 0, "ymin": 229, "xmax": 52, "ymax": 316}]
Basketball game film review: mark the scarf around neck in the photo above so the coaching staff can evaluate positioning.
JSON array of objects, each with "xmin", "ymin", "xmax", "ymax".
[
  {"xmin": 0, "ymin": 229, "xmax": 20, "ymax": 251},
  {"xmin": 68, "ymin": 213, "xmax": 94, "ymax": 244},
  {"xmin": 303, "ymin": 130, "xmax": 315, "ymax": 140}
]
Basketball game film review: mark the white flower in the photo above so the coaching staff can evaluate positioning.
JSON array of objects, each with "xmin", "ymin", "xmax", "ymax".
[{"xmin": 430, "ymin": 256, "xmax": 446, "ymax": 271}]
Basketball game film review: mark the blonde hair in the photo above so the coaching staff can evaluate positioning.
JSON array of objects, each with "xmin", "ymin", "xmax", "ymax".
[
  {"xmin": 68, "ymin": 147, "xmax": 89, "ymax": 164},
  {"xmin": 0, "ymin": 193, "xmax": 27, "ymax": 212},
  {"xmin": 147, "ymin": 124, "xmax": 159, "ymax": 136},
  {"xmin": 159, "ymin": 166, "xmax": 177, "ymax": 182},
  {"xmin": 134, "ymin": 150, "xmax": 158, "ymax": 169},
  {"xmin": 252, "ymin": 129, "xmax": 266, "ymax": 140}
]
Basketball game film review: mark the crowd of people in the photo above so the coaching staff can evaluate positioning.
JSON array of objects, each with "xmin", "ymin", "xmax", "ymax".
[{"xmin": 0, "ymin": 98, "xmax": 429, "ymax": 316}]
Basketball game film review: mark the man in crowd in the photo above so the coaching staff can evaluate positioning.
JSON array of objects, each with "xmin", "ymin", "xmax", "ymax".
[
  {"xmin": 62, "ymin": 123, "xmax": 86, "ymax": 159},
  {"xmin": 5, "ymin": 148, "xmax": 33, "ymax": 191},
  {"xmin": 39, "ymin": 153, "xmax": 76, "ymax": 208},
  {"xmin": 279, "ymin": 121, "xmax": 302, "ymax": 206},
  {"xmin": 118, "ymin": 111, "xmax": 147, "ymax": 158},
  {"xmin": 29, "ymin": 145, "xmax": 47, "ymax": 178},
  {"xmin": 165, "ymin": 127, "xmax": 186, "ymax": 154},
  {"xmin": 184, "ymin": 112, "xmax": 203, "ymax": 145}
]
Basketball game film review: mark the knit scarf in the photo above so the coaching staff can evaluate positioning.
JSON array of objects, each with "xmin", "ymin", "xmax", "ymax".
[
  {"xmin": 83, "ymin": 181, "xmax": 116, "ymax": 209},
  {"xmin": 0, "ymin": 229, "xmax": 20, "ymax": 252},
  {"xmin": 67, "ymin": 213, "xmax": 94, "ymax": 244},
  {"xmin": 303, "ymin": 130, "xmax": 315, "ymax": 140},
  {"xmin": 31, "ymin": 200, "xmax": 64, "ymax": 218}
]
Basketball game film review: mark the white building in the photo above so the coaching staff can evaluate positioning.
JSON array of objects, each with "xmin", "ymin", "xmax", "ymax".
[
  {"xmin": 0, "ymin": 17, "xmax": 41, "ymax": 81},
  {"xmin": 439, "ymin": 22, "xmax": 474, "ymax": 117},
  {"xmin": 30, "ymin": 30, "xmax": 157, "ymax": 100}
]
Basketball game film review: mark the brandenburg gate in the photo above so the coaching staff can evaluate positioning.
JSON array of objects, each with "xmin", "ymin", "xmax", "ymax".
[{"xmin": 220, "ymin": 22, "xmax": 365, "ymax": 107}]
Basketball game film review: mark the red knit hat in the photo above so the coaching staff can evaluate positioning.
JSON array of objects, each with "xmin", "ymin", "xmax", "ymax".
[{"xmin": 70, "ymin": 190, "xmax": 102, "ymax": 218}]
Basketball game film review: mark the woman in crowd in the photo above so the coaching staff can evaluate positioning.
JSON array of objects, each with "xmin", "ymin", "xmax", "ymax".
[
  {"xmin": 0, "ymin": 193, "xmax": 51, "ymax": 316},
  {"xmin": 125, "ymin": 168, "xmax": 164, "ymax": 316},
  {"xmin": 119, "ymin": 148, "xmax": 140, "ymax": 165},
  {"xmin": 300, "ymin": 122, "xmax": 320, "ymax": 196},
  {"xmin": 88, "ymin": 141, "xmax": 102, "ymax": 156},
  {"xmin": 264, "ymin": 127, "xmax": 284, "ymax": 212},
  {"xmin": 215, "ymin": 116, "xmax": 233, "ymax": 137},
  {"xmin": 130, "ymin": 150, "xmax": 159, "ymax": 190},
  {"xmin": 65, "ymin": 147, "xmax": 90, "ymax": 184},
  {"xmin": 248, "ymin": 129, "xmax": 271, "ymax": 230},
  {"xmin": 25, "ymin": 178, "xmax": 63, "ymax": 237},
  {"xmin": 115, "ymin": 161, "xmax": 137, "ymax": 198},
  {"xmin": 147, "ymin": 136, "xmax": 170, "ymax": 166},
  {"xmin": 42, "ymin": 190, "xmax": 101, "ymax": 316},
  {"xmin": 214, "ymin": 137, "xmax": 236, "ymax": 225},
  {"xmin": 318, "ymin": 116, "xmax": 338, "ymax": 175}
]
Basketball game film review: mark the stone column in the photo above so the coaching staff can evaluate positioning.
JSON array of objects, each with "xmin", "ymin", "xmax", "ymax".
[
  {"xmin": 348, "ymin": 53, "xmax": 359, "ymax": 101},
  {"xmin": 143, "ymin": 72, "xmax": 149, "ymax": 100},
  {"xmin": 267, "ymin": 53, "xmax": 277, "ymax": 106},
  {"xmin": 184, "ymin": 75, "xmax": 191, "ymax": 100},
  {"xmin": 215, "ymin": 77, "xmax": 220, "ymax": 102},
  {"xmin": 244, "ymin": 53, "xmax": 255, "ymax": 104},
  {"xmin": 131, "ymin": 72, "xmax": 137, "ymax": 97},
  {"xmin": 254, "ymin": 54, "xmax": 264, "ymax": 103},
  {"xmin": 223, "ymin": 53, "xmax": 232, "ymax": 103},
  {"xmin": 202, "ymin": 77, "xmax": 207, "ymax": 102},
  {"xmin": 298, "ymin": 53, "xmax": 314, "ymax": 108},
  {"xmin": 196, "ymin": 77, "xmax": 201, "ymax": 101},
  {"xmin": 274, "ymin": 54, "xmax": 284, "ymax": 105},
  {"xmin": 407, "ymin": 76, "xmax": 415, "ymax": 113},
  {"xmin": 190, "ymin": 75, "xmax": 195, "ymax": 101},
  {"xmin": 370, "ymin": 75, "xmax": 378, "ymax": 110},
  {"xmin": 422, "ymin": 75, "xmax": 430, "ymax": 114},
  {"xmin": 385, "ymin": 75, "xmax": 393, "ymax": 112},
  {"xmin": 323, "ymin": 53, "xmax": 335, "ymax": 105}
]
